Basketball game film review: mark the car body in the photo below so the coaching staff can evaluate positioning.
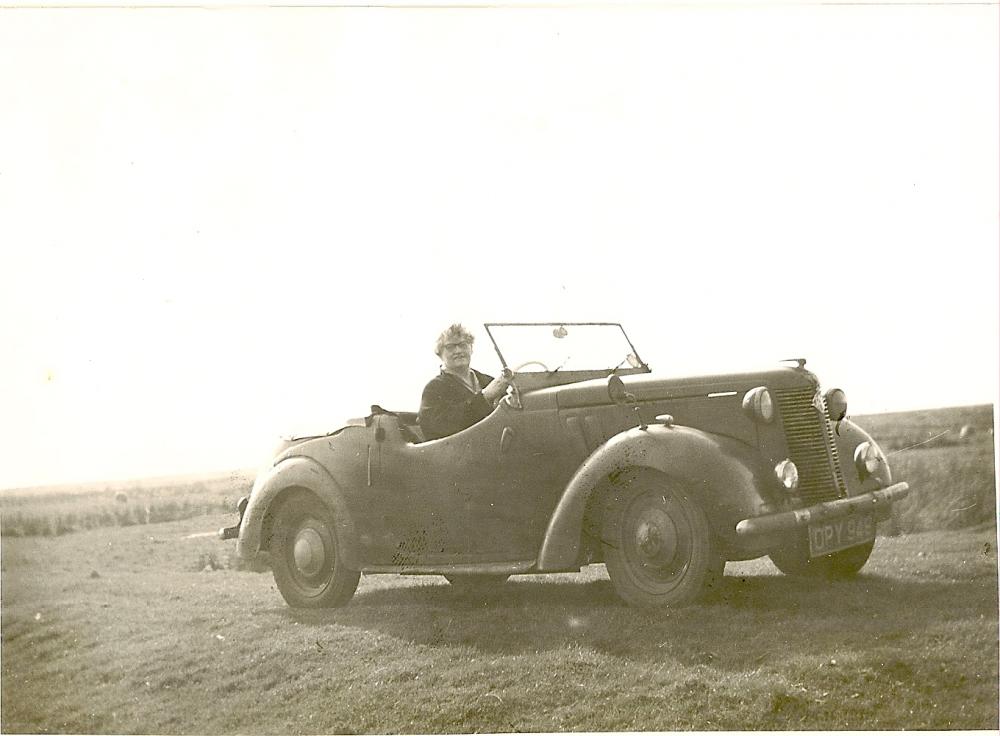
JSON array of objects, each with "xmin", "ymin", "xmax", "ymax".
[{"xmin": 220, "ymin": 322, "xmax": 909, "ymax": 608}]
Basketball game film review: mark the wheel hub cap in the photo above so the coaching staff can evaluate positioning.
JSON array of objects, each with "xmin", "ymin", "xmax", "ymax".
[
  {"xmin": 635, "ymin": 512, "xmax": 678, "ymax": 564},
  {"xmin": 293, "ymin": 528, "xmax": 326, "ymax": 576},
  {"xmin": 637, "ymin": 521, "xmax": 662, "ymax": 555}
]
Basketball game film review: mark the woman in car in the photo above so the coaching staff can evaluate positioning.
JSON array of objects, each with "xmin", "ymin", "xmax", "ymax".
[{"xmin": 418, "ymin": 323, "xmax": 511, "ymax": 440}]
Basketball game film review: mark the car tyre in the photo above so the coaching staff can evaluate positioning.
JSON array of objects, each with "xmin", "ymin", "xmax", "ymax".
[
  {"xmin": 270, "ymin": 491, "xmax": 360, "ymax": 608},
  {"xmin": 769, "ymin": 535, "xmax": 875, "ymax": 579},
  {"xmin": 601, "ymin": 472, "xmax": 723, "ymax": 607}
]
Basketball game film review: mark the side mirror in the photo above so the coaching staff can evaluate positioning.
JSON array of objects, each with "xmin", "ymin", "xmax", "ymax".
[
  {"xmin": 608, "ymin": 373, "xmax": 644, "ymax": 429},
  {"xmin": 608, "ymin": 374, "xmax": 630, "ymax": 404}
]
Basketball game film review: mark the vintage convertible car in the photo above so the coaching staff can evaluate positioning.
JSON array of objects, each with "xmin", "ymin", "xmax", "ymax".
[{"xmin": 220, "ymin": 322, "xmax": 909, "ymax": 608}]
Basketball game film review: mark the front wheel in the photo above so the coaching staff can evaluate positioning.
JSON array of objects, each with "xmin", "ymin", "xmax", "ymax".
[
  {"xmin": 769, "ymin": 535, "xmax": 875, "ymax": 579},
  {"xmin": 601, "ymin": 473, "xmax": 723, "ymax": 607},
  {"xmin": 270, "ymin": 491, "xmax": 360, "ymax": 608}
]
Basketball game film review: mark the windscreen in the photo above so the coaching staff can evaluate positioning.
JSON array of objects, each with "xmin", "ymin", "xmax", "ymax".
[{"xmin": 485, "ymin": 323, "xmax": 646, "ymax": 374}]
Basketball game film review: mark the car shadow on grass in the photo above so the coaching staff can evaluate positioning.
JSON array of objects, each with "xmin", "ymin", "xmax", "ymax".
[{"xmin": 270, "ymin": 570, "xmax": 996, "ymax": 664}]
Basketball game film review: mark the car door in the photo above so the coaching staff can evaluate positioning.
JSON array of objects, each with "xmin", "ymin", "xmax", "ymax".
[
  {"xmin": 355, "ymin": 413, "xmax": 444, "ymax": 565},
  {"xmin": 363, "ymin": 403, "xmax": 580, "ymax": 566},
  {"xmin": 363, "ymin": 410, "xmax": 509, "ymax": 565},
  {"xmin": 463, "ymin": 402, "xmax": 580, "ymax": 559}
]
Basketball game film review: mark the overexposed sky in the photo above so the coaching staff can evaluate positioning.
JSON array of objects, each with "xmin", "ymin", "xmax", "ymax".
[{"xmin": 1, "ymin": 2, "xmax": 997, "ymax": 489}]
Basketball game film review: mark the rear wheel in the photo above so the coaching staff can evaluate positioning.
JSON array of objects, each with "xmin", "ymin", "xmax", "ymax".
[
  {"xmin": 601, "ymin": 472, "xmax": 723, "ymax": 607},
  {"xmin": 270, "ymin": 491, "xmax": 360, "ymax": 608},
  {"xmin": 769, "ymin": 534, "xmax": 875, "ymax": 579}
]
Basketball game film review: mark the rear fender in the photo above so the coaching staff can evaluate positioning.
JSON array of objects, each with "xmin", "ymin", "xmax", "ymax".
[
  {"xmin": 537, "ymin": 423, "xmax": 772, "ymax": 569},
  {"xmin": 236, "ymin": 456, "xmax": 359, "ymax": 568}
]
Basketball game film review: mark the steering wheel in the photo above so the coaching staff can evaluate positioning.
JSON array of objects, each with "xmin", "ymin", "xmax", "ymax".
[{"xmin": 512, "ymin": 360, "xmax": 551, "ymax": 373}]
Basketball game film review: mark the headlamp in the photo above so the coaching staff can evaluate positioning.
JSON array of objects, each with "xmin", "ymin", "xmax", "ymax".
[
  {"xmin": 824, "ymin": 388, "xmax": 848, "ymax": 421},
  {"xmin": 775, "ymin": 459, "xmax": 799, "ymax": 490},
  {"xmin": 854, "ymin": 441, "xmax": 883, "ymax": 478},
  {"xmin": 742, "ymin": 386, "xmax": 775, "ymax": 423}
]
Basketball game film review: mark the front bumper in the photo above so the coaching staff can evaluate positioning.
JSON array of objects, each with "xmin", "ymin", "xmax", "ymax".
[{"xmin": 734, "ymin": 481, "xmax": 910, "ymax": 538}]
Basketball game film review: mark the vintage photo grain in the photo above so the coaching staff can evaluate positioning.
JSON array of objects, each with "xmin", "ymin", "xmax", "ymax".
[{"xmin": 1, "ymin": 1, "xmax": 997, "ymax": 732}]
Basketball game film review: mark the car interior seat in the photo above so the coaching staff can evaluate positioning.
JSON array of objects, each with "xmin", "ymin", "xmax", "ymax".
[
  {"xmin": 369, "ymin": 405, "xmax": 425, "ymax": 443},
  {"xmin": 395, "ymin": 411, "xmax": 424, "ymax": 443}
]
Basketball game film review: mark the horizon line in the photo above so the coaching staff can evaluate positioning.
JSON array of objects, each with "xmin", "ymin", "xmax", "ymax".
[{"xmin": 1, "ymin": 400, "xmax": 994, "ymax": 494}]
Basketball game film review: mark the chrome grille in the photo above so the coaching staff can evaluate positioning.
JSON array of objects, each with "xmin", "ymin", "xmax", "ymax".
[
  {"xmin": 821, "ymin": 395, "xmax": 849, "ymax": 497},
  {"xmin": 773, "ymin": 387, "xmax": 846, "ymax": 503}
]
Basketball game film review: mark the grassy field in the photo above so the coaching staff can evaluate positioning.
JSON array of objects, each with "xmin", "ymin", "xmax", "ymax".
[
  {"xmin": 1, "ymin": 404, "xmax": 997, "ymax": 733},
  {"xmin": 853, "ymin": 403, "xmax": 995, "ymax": 452},
  {"xmin": 852, "ymin": 404, "xmax": 996, "ymax": 534},
  {"xmin": 0, "ymin": 470, "xmax": 253, "ymax": 538},
  {"xmin": 1, "ymin": 516, "xmax": 996, "ymax": 733}
]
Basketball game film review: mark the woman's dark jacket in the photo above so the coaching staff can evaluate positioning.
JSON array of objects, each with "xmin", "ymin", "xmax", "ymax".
[{"xmin": 418, "ymin": 369, "xmax": 495, "ymax": 441}]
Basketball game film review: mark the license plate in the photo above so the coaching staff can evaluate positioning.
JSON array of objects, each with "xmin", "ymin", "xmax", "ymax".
[{"xmin": 808, "ymin": 513, "xmax": 875, "ymax": 557}]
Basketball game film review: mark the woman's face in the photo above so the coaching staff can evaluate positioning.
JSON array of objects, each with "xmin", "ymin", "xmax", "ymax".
[{"xmin": 440, "ymin": 339, "xmax": 472, "ymax": 373}]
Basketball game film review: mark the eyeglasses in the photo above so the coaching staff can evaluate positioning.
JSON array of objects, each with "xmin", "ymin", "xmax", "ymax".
[{"xmin": 443, "ymin": 341, "xmax": 471, "ymax": 351}]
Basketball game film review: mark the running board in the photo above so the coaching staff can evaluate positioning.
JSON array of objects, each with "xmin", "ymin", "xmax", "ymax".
[{"xmin": 361, "ymin": 560, "xmax": 538, "ymax": 576}]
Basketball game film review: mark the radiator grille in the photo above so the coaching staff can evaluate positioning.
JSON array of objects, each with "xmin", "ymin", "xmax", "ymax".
[{"xmin": 773, "ymin": 387, "xmax": 846, "ymax": 503}]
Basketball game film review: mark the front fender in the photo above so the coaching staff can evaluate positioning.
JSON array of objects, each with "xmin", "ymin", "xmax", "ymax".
[
  {"xmin": 833, "ymin": 417, "xmax": 894, "ymax": 494},
  {"xmin": 536, "ymin": 423, "xmax": 774, "ymax": 569},
  {"xmin": 236, "ymin": 456, "xmax": 359, "ymax": 568}
]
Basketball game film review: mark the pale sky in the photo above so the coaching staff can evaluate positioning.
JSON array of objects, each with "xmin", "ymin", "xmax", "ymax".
[{"xmin": 1, "ymin": 2, "xmax": 997, "ymax": 489}]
